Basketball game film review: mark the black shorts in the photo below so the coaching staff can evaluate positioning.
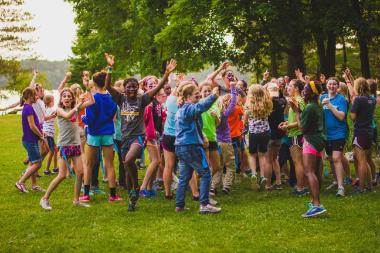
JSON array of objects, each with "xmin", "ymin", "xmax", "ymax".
[
  {"xmin": 325, "ymin": 139, "xmax": 346, "ymax": 156},
  {"xmin": 249, "ymin": 131, "xmax": 270, "ymax": 154},
  {"xmin": 353, "ymin": 134, "xmax": 373, "ymax": 150},
  {"xmin": 121, "ymin": 135, "xmax": 144, "ymax": 159},
  {"xmin": 162, "ymin": 134, "xmax": 176, "ymax": 152},
  {"xmin": 290, "ymin": 135, "xmax": 303, "ymax": 148},
  {"xmin": 207, "ymin": 141, "xmax": 219, "ymax": 151}
]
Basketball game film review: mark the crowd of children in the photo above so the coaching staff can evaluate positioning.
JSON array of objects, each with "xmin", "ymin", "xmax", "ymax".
[{"xmin": 6, "ymin": 54, "xmax": 380, "ymax": 218}]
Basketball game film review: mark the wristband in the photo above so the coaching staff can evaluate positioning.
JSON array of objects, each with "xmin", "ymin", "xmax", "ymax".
[{"xmin": 107, "ymin": 66, "xmax": 113, "ymax": 74}]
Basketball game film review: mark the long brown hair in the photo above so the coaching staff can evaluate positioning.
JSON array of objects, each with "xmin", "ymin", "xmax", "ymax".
[
  {"xmin": 20, "ymin": 87, "xmax": 36, "ymax": 106},
  {"xmin": 59, "ymin": 88, "xmax": 76, "ymax": 109}
]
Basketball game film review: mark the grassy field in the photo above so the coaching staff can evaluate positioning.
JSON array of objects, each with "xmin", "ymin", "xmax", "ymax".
[{"xmin": 0, "ymin": 114, "xmax": 379, "ymax": 253}]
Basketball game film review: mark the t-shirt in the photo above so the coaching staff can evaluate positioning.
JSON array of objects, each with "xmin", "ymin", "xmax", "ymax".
[
  {"xmin": 268, "ymin": 97, "xmax": 286, "ymax": 139},
  {"xmin": 110, "ymin": 92, "xmax": 152, "ymax": 138},
  {"xmin": 57, "ymin": 109, "xmax": 81, "ymax": 147},
  {"xmin": 43, "ymin": 107, "xmax": 55, "ymax": 137},
  {"xmin": 163, "ymin": 95, "xmax": 178, "ymax": 136},
  {"xmin": 351, "ymin": 95, "xmax": 376, "ymax": 136},
  {"xmin": 320, "ymin": 93, "xmax": 348, "ymax": 140},
  {"xmin": 32, "ymin": 99, "xmax": 45, "ymax": 126},
  {"xmin": 22, "ymin": 103, "xmax": 41, "ymax": 142},
  {"xmin": 86, "ymin": 92, "xmax": 117, "ymax": 136},
  {"xmin": 201, "ymin": 103, "xmax": 220, "ymax": 142},
  {"xmin": 228, "ymin": 105, "xmax": 244, "ymax": 138},
  {"xmin": 287, "ymin": 96, "xmax": 305, "ymax": 137},
  {"xmin": 301, "ymin": 103, "xmax": 325, "ymax": 152}
]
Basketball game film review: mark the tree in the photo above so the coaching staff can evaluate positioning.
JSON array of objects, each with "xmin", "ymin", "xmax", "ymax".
[{"xmin": 0, "ymin": 0, "xmax": 35, "ymax": 58}]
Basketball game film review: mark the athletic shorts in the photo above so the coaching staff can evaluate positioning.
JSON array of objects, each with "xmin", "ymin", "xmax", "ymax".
[
  {"xmin": 290, "ymin": 135, "xmax": 303, "ymax": 148},
  {"xmin": 249, "ymin": 131, "xmax": 270, "ymax": 154},
  {"xmin": 22, "ymin": 141, "xmax": 42, "ymax": 164},
  {"xmin": 353, "ymin": 134, "xmax": 373, "ymax": 150},
  {"xmin": 59, "ymin": 145, "xmax": 81, "ymax": 159},
  {"xmin": 162, "ymin": 134, "xmax": 176, "ymax": 152},
  {"xmin": 121, "ymin": 135, "xmax": 144, "ymax": 159},
  {"xmin": 303, "ymin": 140, "xmax": 323, "ymax": 157},
  {"xmin": 207, "ymin": 141, "xmax": 219, "ymax": 152},
  {"xmin": 325, "ymin": 139, "xmax": 346, "ymax": 156},
  {"xmin": 46, "ymin": 136, "xmax": 56, "ymax": 153},
  {"xmin": 87, "ymin": 134, "xmax": 114, "ymax": 147}
]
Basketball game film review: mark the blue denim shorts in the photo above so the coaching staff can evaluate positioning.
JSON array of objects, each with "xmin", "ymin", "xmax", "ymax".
[
  {"xmin": 87, "ymin": 134, "xmax": 114, "ymax": 147},
  {"xmin": 22, "ymin": 141, "xmax": 42, "ymax": 164}
]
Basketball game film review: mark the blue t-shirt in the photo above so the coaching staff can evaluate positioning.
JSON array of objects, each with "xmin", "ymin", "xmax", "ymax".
[
  {"xmin": 320, "ymin": 93, "xmax": 348, "ymax": 140},
  {"xmin": 163, "ymin": 95, "xmax": 178, "ymax": 136},
  {"xmin": 86, "ymin": 92, "xmax": 117, "ymax": 135}
]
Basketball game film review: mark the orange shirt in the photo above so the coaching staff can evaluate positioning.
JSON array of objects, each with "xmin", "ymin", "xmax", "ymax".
[{"xmin": 228, "ymin": 105, "xmax": 244, "ymax": 138}]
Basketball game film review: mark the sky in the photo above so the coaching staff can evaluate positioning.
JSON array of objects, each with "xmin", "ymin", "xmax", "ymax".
[{"xmin": 23, "ymin": 0, "xmax": 77, "ymax": 61}]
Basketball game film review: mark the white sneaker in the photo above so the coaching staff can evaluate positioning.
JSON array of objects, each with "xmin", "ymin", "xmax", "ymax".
[
  {"xmin": 209, "ymin": 198, "xmax": 218, "ymax": 206},
  {"xmin": 326, "ymin": 181, "xmax": 337, "ymax": 190},
  {"xmin": 199, "ymin": 204, "xmax": 221, "ymax": 214},
  {"xmin": 171, "ymin": 175, "xmax": 179, "ymax": 190},
  {"xmin": 73, "ymin": 201, "xmax": 90, "ymax": 208},
  {"xmin": 40, "ymin": 198, "xmax": 52, "ymax": 210},
  {"xmin": 336, "ymin": 187, "xmax": 345, "ymax": 197}
]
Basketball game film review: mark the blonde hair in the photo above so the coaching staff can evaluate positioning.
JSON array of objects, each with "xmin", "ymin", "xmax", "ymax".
[
  {"xmin": 338, "ymin": 82, "xmax": 349, "ymax": 100},
  {"xmin": 354, "ymin": 77, "xmax": 370, "ymax": 96},
  {"xmin": 219, "ymin": 94, "xmax": 232, "ymax": 113},
  {"xmin": 177, "ymin": 82, "xmax": 197, "ymax": 106},
  {"xmin": 246, "ymin": 84, "xmax": 273, "ymax": 118},
  {"xmin": 43, "ymin": 94, "xmax": 54, "ymax": 107}
]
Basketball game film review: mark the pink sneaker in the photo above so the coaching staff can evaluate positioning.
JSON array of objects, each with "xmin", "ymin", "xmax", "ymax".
[
  {"xmin": 108, "ymin": 194, "xmax": 123, "ymax": 202},
  {"xmin": 15, "ymin": 182, "xmax": 29, "ymax": 193},
  {"xmin": 79, "ymin": 194, "xmax": 90, "ymax": 202}
]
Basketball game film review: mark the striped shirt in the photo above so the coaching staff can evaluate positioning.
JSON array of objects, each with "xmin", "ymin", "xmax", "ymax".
[{"xmin": 43, "ymin": 107, "xmax": 55, "ymax": 137}]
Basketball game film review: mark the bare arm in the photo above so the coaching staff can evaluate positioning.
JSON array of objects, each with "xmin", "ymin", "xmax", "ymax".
[
  {"xmin": 56, "ymin": 104, "xmax": 81, "ymax": 120},
  {"xmin": 27, "ymin": 115, "xmax": 43, "ymax": 138},
  {"xmin": 206, "ymin": 61, "xmax": 230, "ymax": 84},
  {"xmin": 58, "ymin": 72, "xmax": 72, "ymax": 93},
  {"xmin": 29, "ymin": 70, "xmax": 38, "ymax": 89},
  {"xmin": 147, "ymin": 59, "xmax": 177, "ymax": 98},
  {"xmin": 104, "ymin": 53, "xmax": 123, "ymax": 104},
  {"xmin": 1, "ymin": 101, "xmax": 20, "ymax": 111}
]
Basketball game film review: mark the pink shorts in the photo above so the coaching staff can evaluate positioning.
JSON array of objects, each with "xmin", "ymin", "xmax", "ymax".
[{"xmin": 302, "ymin": 140, "xmax": 323, "ymax": 157}]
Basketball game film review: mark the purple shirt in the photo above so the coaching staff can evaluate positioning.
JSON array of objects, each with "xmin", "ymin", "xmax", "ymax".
[
  {"xmin": 22, "ymin": 104, "xmax": 41, "ymax": 142},
  {"xmin": 216, "ymin": 86, "xmax": 237, "ymax": 143}
]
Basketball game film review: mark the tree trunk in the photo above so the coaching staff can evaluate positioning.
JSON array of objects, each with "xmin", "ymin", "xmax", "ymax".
[
  {"xmin": 342, "ymin": 36, "xmax": 347, "ymax": 69},
  {"xmin": 358, "ymin": 34, "xmax": 370, "ymax": 78},
  {"xmin": 269, "ymin": 43, "xmax": 278, "ymax": 77},
  {"xmin": 326, "ymin": 31, "xmax": 336, "ymax": 77},
  {"xmin": 287, "ymin": 39, "xmax": 305, "ymax": 79}
]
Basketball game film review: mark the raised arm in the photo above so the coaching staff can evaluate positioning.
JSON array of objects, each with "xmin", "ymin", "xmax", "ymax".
[
  {"xmin": 78, "ymin": 92, "xmax": 95, "ymax": 110},
  {"xmin": 223, "ymin": 83, "xmax": 238, "ymax": 117},
  {"xmin": 187, "ymin": 87, "xmax": 219, "ymax": 119},
  {"xmin": 147, "ymin": 59, "xmax": 177, "ymax": 98},
  {"xmin": 206, "ymin": 61, "xmax": 230, "ymax": 88},
  {"xmin": 57, "ymin": 72, "xmax": 72, "ymax": 93},
  {"xmin": 104, "ymin": 53, "xmax": 123, "ymax": 104},
  {"xmin": 57, "ymin": 102, "xmax": 83, "ymax": 120},
  {"xmin": 29, "ymin": 70, "xmax": 38, "ymax": 89}
]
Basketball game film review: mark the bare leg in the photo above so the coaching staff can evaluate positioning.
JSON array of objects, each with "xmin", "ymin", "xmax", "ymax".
[
  {"xmin": 290, "ymin": 146, "xmax": 304, "ymax": 190},
  {"xmin": 303, "ymin": 154, "xmax": 321, "ymax": 206},
  {"xmin": 163, "ymin": 149, "xmax": 176, "ymax": 196}
]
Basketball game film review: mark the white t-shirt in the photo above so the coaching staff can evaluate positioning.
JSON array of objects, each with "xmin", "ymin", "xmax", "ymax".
[
  {"xmin": 43, "ymin": 107, "xmax": 55, "ymax": 137},
  {"xmin": 32, "ymin": 99, "xmax": 45, "ymax": 124}
]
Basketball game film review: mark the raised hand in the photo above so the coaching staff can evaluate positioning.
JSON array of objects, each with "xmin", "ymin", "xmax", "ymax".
[
  {"xmin": 104, "ymin": 53, "xmax": 115, "ymax": 67},
  {"xmin": 219, "ymin": 61, "xmax": 230, "ymax": 70},
  {"xmin": 263, "ymin": 70, "xmax": 269, "ymax": 80},
  {"xmin": 165, "ymin": 59, "xmax": 177, "ymax": 74},
  {"xmin": 212, "ymin": 86, "xmax": 220, "ymax": 96},
  {"xmin": 65, "ymin": 72, "xmax": 72, "ymax": 81}
]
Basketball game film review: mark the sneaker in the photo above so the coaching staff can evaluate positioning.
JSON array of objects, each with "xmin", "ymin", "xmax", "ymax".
[
  {"xmin": 175, "ymin": 206, "xmax": 190, "ymax": 212},
  {"xmin": 149, "ymin": 189, "xmax": 157, "ymax": 197},
  {"xmin": 91, "ymin": 187, "xmax": 105, "ymax": 195},
  {"xmin": 43, "ymin": 170, "xmax": 51, "ymax": 175},
  {"xmin": 139, "ymin": 189, "xmax": 150, "ymax": 198},
  {"xmin": 108, "ymin": 194, "xmax": 124, "ymax": 202},
  {"xmin": 258, "ymin": 176, "xmax": 267, "ymax": 191},
  {"xmin": 272, "ymin": 184, "xmax": 284, "ymax": 190},
  {"xmin": 79, "ymin": 194, "xmax": 90, "ymax": 202},
  {"xmin": 209, "ymin": 198, "xmax": 218, "ymax": 206},
  {"xmin": 81, "ymin": 187, "xmax": 94, "ymax": 196},
  {"xmin": 209, "ymin": 188, "xmax": 216, "ymax": 196},
  {"xmin": 15, "ymin": 182, "xmax": 29, "ymax": 193},
  {"xmin": 222, "ymin": 187, "xmax": 231, "ymax": 195},
  {"xmin": 351, "ymin": 178, "xmax": 360, "ymax": 187},
  {"xmin": 292, "ymin": 187, "xmax": 309, "ymax": 196},
  {"xmin": 32, "ymin": 185, "xmax": 46, "ymax": 192},
  {"xmin": 199, "ymin": 204, "xmax": 221, "ymax": 214},
  {"xmin": 192, "ymin": 195, "xmax": 200, "ymax": 201},
  {"xmin": 171, "ymin": 180, "xmax": 178, "ymax": 191},
  {"xmin": 36, "ymin": 173, "xmax": 42, "ymax": 178},
  {"xmin": 73, "ymin": 201, "xmax": 90, "ymax": 208},
  {"xmin": 325, "ymin": 181, "xmax": 337, "ymax": 190},
  {"xmin": 344, "ymin": 176, "xmax": 352, "ymax": 185},
  {"xmin": 52, "ymin": 168, "xmax": 59, "ymax": 174},
  {"xmin": 336, "ymin": 187, "xmax": 345, "ymax": 197},
  {"xmin": 351, "ymin": 186, "xmax": 366, "ymax": 195},
  {"xmin": 40, "ymin": 198, "xmax": 52, "ymax": 210},
  {"xmin": 302, "ymin": 205, "xmax": 326, "ymax": 218},
  {"xmin": 128, "ymin": 190, "xmax": 139, "ymax": 212}
]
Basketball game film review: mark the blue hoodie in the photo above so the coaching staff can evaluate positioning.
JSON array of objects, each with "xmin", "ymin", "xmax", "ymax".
[{"xmin": 174, "ymin": 94, "xmax": 218, "ymax": 146}]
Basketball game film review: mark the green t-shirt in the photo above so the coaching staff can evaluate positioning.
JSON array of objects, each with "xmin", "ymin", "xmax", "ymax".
[
  {"xmin": 201, "ymin": 103, "xmax": 220, "ymax": 142},
  {"xmin": 301, "ymin": 103, "xmax": 325, "ymax": 152},
  {"xmin": 288, "ymin": 96, "xmax": 305, "ymax": 137}
]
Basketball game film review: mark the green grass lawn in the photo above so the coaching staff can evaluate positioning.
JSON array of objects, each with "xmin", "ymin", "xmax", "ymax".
[{"xmin": 0, "ymin": 114, "xmax": 379, "ymax": 253}]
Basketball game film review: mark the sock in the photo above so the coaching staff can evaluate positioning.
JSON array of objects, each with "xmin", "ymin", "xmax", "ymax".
[
  {"xmin": 84, "ymin": 185, "xmax": 90, "ymax": 196},
  {"xmin": 110, "ymin": 188, "xmax": 116, "ymax": 197}
]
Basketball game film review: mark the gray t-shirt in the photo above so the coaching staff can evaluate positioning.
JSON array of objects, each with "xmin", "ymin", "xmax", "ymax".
[
  {"xmin": 57, "ymin": 109, "xmax": 81, "ymax": 147},
  {"xmin": 110, "ymin": 91, "xmax": 151, "ymax": 138}
]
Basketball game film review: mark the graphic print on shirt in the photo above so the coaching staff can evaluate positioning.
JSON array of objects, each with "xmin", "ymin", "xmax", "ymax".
[{"xmin": 121, "ymin": 103, "xmax": 140, "ymax": 122}]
